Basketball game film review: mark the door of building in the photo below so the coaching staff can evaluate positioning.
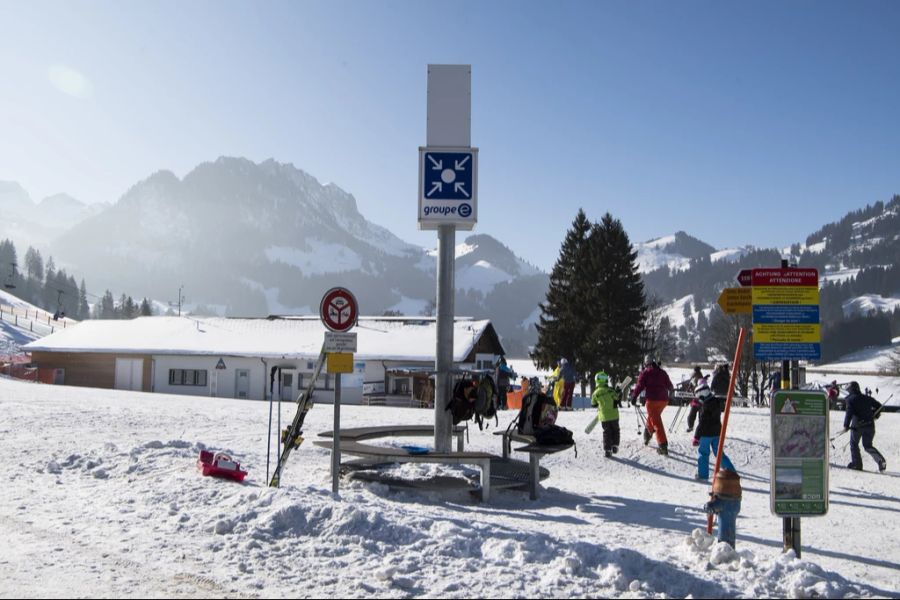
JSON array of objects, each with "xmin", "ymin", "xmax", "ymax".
[
  {"xmin": 235, "ymin": 369, "xmax": 250, "ymax": 399},
  {"xmin": 115, "ymin": 358, "xmax": 143, "ymax": 391}
]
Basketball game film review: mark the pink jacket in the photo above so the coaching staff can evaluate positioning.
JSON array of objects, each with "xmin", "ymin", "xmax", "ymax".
[{"xmin": 631, "ymin": 365, "xmax": 674, "ymax": 402}]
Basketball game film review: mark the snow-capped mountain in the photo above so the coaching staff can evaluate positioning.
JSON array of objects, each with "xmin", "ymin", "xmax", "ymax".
[
  {"xmin": 0, "ymin": 182, "xmax": 106, "ymax": 252},
  {"xmin": 47, "ymin": 158, "xmax": 548, "ymax": 354},
  {"xmin": 634, "ymin": 231, "xmax": 755, "ymax": 275}
]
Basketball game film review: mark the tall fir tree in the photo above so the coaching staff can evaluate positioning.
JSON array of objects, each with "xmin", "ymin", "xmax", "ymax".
[
  {"xmin": 140, "ymin": 298, "xmax": 153, "ymax": 316},
  {"xmin": 583, "ymin": 213, "xmax": 646, "ymax": 385},
  {"xmin": 78, "ymin": 280, "xmax": 90, "ymax": 320},
  {"xmin": 531, "ymin": 209, "xmax": 593, "ymax": 379}
]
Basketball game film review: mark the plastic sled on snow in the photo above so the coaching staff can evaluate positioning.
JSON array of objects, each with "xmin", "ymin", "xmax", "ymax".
[{"xmin": 197, "ymin": 450, "xmax": 248, "ymax": 482}]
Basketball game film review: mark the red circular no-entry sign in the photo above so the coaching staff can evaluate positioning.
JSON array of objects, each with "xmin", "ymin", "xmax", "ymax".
[{"xmin": 319, "ymin": 287, "xmax": 359, "ymax": 332}]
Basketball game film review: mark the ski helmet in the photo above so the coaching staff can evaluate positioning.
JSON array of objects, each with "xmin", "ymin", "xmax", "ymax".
[{"xmin": 594, "ymin": 371, "xmax": 609, "ymax": 386}]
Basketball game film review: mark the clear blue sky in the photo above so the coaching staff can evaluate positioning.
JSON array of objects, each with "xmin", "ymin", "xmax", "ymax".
[{"xmin": 1, "ymin": 1, "xmax": 898, "ymax": 271}]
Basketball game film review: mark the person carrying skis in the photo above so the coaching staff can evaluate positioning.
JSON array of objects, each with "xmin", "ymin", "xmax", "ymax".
[
  {"xmin": 693, "ymin": 377, "xmax": 736, "ymax": 480},
  {"xmin": 591, "ymin": 371, "xmax": 620, "ymax": 457},
  {"xmin": 843, "ymin": 381, "xmax": 887, "ymax": 472},
  {"xmin": 630, "ymin": 356, "xmax": 674, "ymax": 455}
]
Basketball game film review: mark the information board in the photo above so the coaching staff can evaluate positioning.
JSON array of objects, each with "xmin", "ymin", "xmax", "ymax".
[{"xmin": 770, "ymin": 390, "xmax": 829, "ymax": 516}]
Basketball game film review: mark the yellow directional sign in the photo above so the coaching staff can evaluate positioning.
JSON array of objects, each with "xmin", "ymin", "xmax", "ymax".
[
  {"xmin": 717, "ymin": 287, "xmax": 752, "ymax": 314},
  {"xmin": 327, "ymin": 352, "xmax": 354, "ymax": 374}
]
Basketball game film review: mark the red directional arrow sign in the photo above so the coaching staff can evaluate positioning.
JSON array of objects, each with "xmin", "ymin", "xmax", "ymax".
[
  {"xmin": 736, "ymin": 269, "xmax": 752, "ymax": 287},
  {"xmin": 319, "ymin": 287, "xmax": 359, "ymax": 333}
]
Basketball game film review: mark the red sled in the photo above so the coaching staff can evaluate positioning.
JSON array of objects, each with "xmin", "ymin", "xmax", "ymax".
[{"xmin": 197, "ymin": 450, "xmax": 248, "ymax": 482}]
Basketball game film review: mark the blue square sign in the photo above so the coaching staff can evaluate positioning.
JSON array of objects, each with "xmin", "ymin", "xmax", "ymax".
[{"xmin": 423, "ymin": 151, "xmax": 474, "ymax": 201}]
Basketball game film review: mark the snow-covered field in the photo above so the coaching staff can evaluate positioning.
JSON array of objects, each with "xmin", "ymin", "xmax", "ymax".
[{"xmin": 2, "ymin": 376, "xmax": 898, "ymax": 598}]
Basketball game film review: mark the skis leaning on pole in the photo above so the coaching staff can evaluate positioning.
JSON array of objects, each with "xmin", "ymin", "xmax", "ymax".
[
  {"xmin": 585, "ymin": 376, "xmax": 633, "ymax": 434},
  {"xmin": 269, "ymin": 344, "xmax": 327, "ymax": 488}
]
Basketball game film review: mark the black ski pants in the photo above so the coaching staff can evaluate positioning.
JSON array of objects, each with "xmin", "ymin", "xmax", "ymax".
[
  {"xmin": 602, "ymin": 419, "xmax": 620, "ymax": 452},
  {"xmin": 850, "ymin": 425, "xmax": 885, "ymax": 468}
]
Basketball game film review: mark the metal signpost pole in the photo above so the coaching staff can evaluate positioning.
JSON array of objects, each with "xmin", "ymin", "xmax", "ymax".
[
  {"xmin": 421, "ymin": 65, "xmax": 475, "ymax": 453},
  {"xmin": 333, "ymin": 371, "xmax": 341, "ymax": 494},
  {"xmin": 435, "ymin": 224, "xmax": 455, "ymax": 452}
]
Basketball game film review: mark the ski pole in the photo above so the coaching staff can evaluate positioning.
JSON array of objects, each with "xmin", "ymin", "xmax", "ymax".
[{"xmin": 668, "ymin": 399, "xmax": 686, "ymax": 433}]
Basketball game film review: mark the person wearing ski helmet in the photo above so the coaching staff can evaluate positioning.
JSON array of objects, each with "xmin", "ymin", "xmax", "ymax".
[
  {"xmin": 630, "ymin": 356, "xmax": 674, "ymax": 455},
  {"xmin": 843, "ymin": 381, "xmax": 887, "ymax": 472},
  {"xmin": 591, "ymin": 371, "xmax": 620, "ymax": 457},
  {"xmin": 693, "ymin": 377, "xmax": 736, "ymax": 480}
]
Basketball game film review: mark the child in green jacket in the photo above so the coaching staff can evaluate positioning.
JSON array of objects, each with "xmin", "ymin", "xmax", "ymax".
[{"xmin": 591, "ymin": 371, "xmax": 620, "ymax": 458}]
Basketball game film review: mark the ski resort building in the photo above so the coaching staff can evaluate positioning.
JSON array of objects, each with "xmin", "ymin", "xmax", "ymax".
[{"xmin": 23, "ymin": 316, "xmax": 506, "ymax": 405}]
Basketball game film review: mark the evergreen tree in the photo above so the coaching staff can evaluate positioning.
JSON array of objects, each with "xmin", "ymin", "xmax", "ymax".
[
  {"xmin": 140, "ymin": 298, "xmax": 153, "ymax": 316},
  {"xmin": 583, "ymin": 213, "xmax": 647, "ymax": 384},
  {"xmin": 99, "ymin": 290, "xmax": 116, "ymax": 318},
  {"xmin": 78, "ymin": 280, "xmax": 90, "ymax": 320},
  {"xmin": 531, "ymin": 209, "xmax": 593, "ymax": 378},
  {"xmin": 24, "ymin": 247, "xmax": 43, "ymax": 282}
]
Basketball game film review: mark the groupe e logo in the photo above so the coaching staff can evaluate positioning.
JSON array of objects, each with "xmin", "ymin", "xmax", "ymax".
[{"xmin": 422, "ymin": 203, "xmax": 473, "ymax": 218}]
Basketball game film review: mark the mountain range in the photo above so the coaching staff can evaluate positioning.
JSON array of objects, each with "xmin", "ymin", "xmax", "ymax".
[{"xmin": 2, "ymin": 157, "xmax": 897, "ymax": 357}]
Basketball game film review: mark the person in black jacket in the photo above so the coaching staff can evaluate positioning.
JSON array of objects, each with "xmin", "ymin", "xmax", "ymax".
[
  {"xmin": 693, "ymin": 382, "xmax": 736, "ymax": 480},
  {"xmin": 843, "ymin": 381, "xmax": 887, "ymax": 472},
  {"xmin": 710, "ymin": 363, "xmax": 730, "ymax": 398}
]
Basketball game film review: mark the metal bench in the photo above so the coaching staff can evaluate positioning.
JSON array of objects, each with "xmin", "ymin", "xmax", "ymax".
[
  {"xmin": 318, "ymin": 425, "xmax": 466, "ymax": 452},
  {"xmin": 493, "ymin": 429, "xmax": 570, "ymax": 500},
  {"xmin": 312, "ymin": 439, "xmax": 496, "ymax": 501}
]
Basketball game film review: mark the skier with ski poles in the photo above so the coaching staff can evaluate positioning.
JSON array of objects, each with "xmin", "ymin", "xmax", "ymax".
[
  {"xmin": 630, "ymin": 356, "xmax": 674, "ymax": 455},
  {"xmin": 843, "ymin": 382, "xmax": 887, "ymax": 472}
]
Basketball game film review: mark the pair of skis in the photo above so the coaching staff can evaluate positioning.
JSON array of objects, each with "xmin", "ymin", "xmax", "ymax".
[
  {"xmin": 585, "ymin": 376, "xmax": 633, "ymax": 434},
  {"xmin": 268, "ymin": 344, "xmax": 327, "ymax": 488}
]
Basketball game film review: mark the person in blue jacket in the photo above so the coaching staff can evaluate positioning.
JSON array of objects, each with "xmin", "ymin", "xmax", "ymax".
[{"xmin": 843, "ymin": 381, "xmax": 886, "ymax": 472}]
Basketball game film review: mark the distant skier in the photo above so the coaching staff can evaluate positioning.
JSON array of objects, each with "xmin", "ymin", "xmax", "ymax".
[
  {"xmin": 710, "ymin": 363, "xmax": 730, "ymax": 398},
  {"xmin": 843, "ymin": 381, "xmax": 887, "ymax": 472},
  {"xmin": 686, "ymin": 367, "xmax": 705, "ymax": 432},
  {"xmin": 559, "ymin": 357, "xmax": 577, "ymax": 411},
  {"xmin": 494, "ymin": 356, "xmax": 516, "ymax": 411},
  {"xmin": 630, "ymin": 356, "xmax": 674, "ymax": 455},
  {"xmin": 591, "ymin": 371, "xmax": 620, "ymax": 457}
]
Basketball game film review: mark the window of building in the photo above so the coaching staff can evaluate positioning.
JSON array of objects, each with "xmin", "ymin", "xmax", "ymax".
[{"xmin": 169, "ymin": 369, "xmax": 208, "ymax": 386}]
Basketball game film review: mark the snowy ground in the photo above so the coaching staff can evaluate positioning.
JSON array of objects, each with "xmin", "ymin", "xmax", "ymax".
[{"xmin": 1, "ymin": 377, "xmax": 898, "ymax": 598}]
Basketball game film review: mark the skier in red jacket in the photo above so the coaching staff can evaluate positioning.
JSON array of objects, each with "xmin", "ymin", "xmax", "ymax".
[{"xmin": 630, "ymin": 356, "xmax": 675, "ymax": 455}]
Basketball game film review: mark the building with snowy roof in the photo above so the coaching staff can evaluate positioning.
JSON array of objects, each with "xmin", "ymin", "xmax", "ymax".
[{"xmin": 24, "ymin": 315, "xmax": 506, "ymax": 404}]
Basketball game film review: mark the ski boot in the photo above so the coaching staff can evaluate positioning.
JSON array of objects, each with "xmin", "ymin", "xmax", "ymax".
[
  {"xmin": 643, "ymin": 428, "xmax": 652, "ymax": 446},
  {"xmin": 604, "ymin": 450, "xmax": 612, "ymax": 458},
  {"xmin": 846, "ymin": 462, "xmax": 863, "ymax": 471},
  {"xmin": 612, "ymin": 445, "xmax": 619, "ymax": 455},
  {"xmin": 879, "ymin": 460, "xmax": 887, "ymax": 472},
  {"xmin": 657, "ymin": 443, "xmax": 668, "ymax": 456}
]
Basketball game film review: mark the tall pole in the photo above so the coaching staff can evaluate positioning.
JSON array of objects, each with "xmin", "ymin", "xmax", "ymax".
[
  {"xmin": 332, "ymin": 372, "xmax": 341, "ymax": 493},
  {"xmin": 426, "ymin": 65, "xmax": 472, "ymax": 453},
  {"xmin": 435, "ymin": 225, "xmax": 455, "ymax": 452},
  {"xmin": 778, "ymin": 257, "xmax": 802, "ymax": 558}
]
